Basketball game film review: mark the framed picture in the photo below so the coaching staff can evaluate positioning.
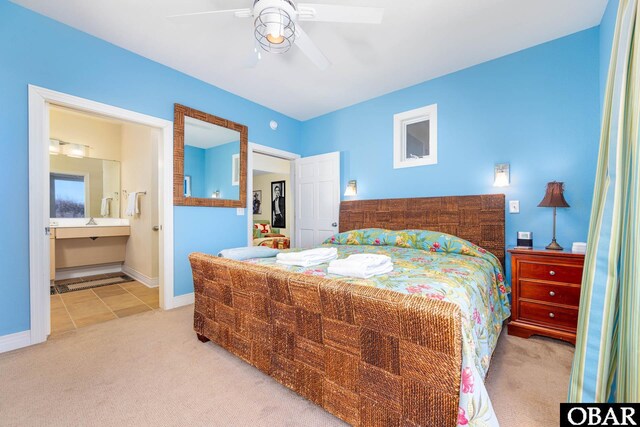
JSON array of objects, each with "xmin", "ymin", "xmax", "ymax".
[
  {"xmin": 252, "ymin": 190, "xmax": 262, "ymax": 215},
  {"xmin": 271, "ymin": 180, "xmax": 286, "ymax": 228},
  {"xmin": 184, "ymin": 175, "xmax": 191, "ymax": 197}
]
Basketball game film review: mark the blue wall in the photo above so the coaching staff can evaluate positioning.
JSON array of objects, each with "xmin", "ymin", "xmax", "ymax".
[
  {"xmin": 599, "ymin": 0, "xmax": 620, "ymax": 108},
  {"xmin": 204, "ymin": 142, "xmax": 240, "ymax": 200},
  {"xmin": 0, "ymin": 0, "xmax": 302, "ymax": 336},
  {"xmin": 300, "ymin": 29, "xmax": 601, "ymax": 281},
  {"xmin": 184, "ymin": 146, "xmax": 205, "ymax": 197}
]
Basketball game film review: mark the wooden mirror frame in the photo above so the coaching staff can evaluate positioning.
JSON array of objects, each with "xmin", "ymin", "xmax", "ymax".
[{"xmin": 173, "ymin": 104, "xmax": 247, "ymax": 208}]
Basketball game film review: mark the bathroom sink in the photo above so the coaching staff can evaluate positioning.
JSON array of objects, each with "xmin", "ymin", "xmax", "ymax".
[{"xmin": 50, "ymin": 218, "xmax": 130, "ymax": 228}]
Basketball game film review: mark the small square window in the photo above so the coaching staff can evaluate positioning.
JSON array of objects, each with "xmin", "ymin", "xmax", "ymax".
[{"xmin": 393, "ymin": 104, "xmax": 438, "ymax": 169}]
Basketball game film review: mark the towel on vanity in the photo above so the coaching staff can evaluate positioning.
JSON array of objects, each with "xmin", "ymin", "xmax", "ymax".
[
  {"xmin": 328, "ymin": 254, "xmax": 394, "ymax": 279},
  {"xmin": 100, "ymin": 198, "xmax": 110, "ymax": 217},
  {"xmin": 125, "ymin": 192, "xmax": 139, "ymax": 216},
  {"xmin": 276, "ymin": 247, "xmax": 338, "ymax": 267}
]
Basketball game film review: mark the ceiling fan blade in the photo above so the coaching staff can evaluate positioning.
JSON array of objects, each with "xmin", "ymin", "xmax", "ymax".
[
  {"xmin": 297, "ymin": 4, "xmax": 384, "ymax": 24},
  {"xmin": 167, "ymin": 8, "xmax": 252, "ymax": 19},
  {"xmin": 294, "ymin": 26, "xmax": 330, "ymax": 71}
]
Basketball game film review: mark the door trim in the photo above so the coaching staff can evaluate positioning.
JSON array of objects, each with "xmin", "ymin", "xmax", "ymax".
[
  {"xmin": 27, "ymin": 85, "xmax": 175, "ymax": 348},
  {"xmin": 247, "ymin": 143, "xmax": 300, "ymax": 248}
]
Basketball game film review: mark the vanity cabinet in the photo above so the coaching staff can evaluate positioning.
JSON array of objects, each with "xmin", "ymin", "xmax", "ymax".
[
  {"xmin": 50, "ymin": 230, "xmax": 56, "ymax": 281},
  {"xmin": 51, "ymin": 226, "xmax": 131, "ymax": 271}
]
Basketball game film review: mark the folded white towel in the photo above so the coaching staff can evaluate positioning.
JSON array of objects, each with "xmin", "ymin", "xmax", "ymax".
[
  {"xmin": 340, "ymin": 254, "xmax": 391, "ymax": 268},
  {"xmin": 276, "ymin": 247, "xmax": 337, "ymax": 267},
  {"xmin": 125, "ymin": 192, "xmax": 139, "ymax": 217},
  {"xmin": 328, "ymin": 257, "xmax": 394, "ymax": 279},
  {"xmin": 100, "ymin": 198, "xmax": 110, "ymax": 217}
]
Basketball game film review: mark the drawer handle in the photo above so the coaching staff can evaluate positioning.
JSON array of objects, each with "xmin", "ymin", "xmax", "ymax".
[
  {"xmin": 549, "ymin": 270, "xmax": 556, "ymax": 276},
  {"xmin": 549, "ymin": 312, "xmax": 555, "ymax": 318},
  {"xmin": 549, "ymin": 291, "xmax": 556, "ymax": 297}
]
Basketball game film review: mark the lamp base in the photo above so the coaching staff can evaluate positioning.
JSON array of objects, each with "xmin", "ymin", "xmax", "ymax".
[{"xmin": 545, "ymin": 239, "xmax": 563, "ymax": 251}]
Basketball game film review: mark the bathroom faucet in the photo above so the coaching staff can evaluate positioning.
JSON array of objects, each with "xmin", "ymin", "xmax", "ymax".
[{"xmin": 86, "ymin": 217, "xmax": 97, "ymax": 225}]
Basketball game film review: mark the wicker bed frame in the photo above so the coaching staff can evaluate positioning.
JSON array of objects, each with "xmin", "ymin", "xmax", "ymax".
[{"xmin": 191, "ymin": 194, "xmax": 505, "ymax": 426}]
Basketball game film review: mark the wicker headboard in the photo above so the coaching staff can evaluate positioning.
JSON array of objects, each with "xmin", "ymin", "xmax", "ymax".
[{"xmin": 339, "ymin": 194, "xmax": 506, "ymax": 266}]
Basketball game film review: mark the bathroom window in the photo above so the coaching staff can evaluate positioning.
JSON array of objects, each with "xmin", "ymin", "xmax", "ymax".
[{"xmin": 50, "ymin": 173, "xmax": 86, "ymax": 218}]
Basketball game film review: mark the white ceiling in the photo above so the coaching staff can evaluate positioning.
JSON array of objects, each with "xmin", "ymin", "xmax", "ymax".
[
  {"xmin": 185, "ymin": 116, "xmax": 240, "ymax": 149},
  {"xmin": 12, "ymin": 0, "xmax": 608, "ymax": 120}
]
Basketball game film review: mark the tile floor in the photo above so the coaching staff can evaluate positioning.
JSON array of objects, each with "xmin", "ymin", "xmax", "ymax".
[{"xmin": 51, "ymin": 281, "xmax": 159, "ymax": 335}]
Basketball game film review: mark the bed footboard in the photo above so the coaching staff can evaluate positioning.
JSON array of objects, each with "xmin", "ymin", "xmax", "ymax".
[{"xmin": 189, "ymin": 252, "xmax": 462, "ymax": 426}]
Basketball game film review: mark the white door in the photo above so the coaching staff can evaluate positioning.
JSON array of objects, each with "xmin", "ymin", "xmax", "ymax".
[{"xmin": 295, "ymin": 152, "xmax": 340, "ymax": 248}]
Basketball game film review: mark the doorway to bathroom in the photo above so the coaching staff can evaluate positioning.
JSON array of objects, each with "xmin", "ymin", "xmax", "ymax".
[
  {"xmin": 28, "ymin": 86, "xmax": 175, "ymax": 347},
  {"xmin": 48, "ymin": 105, "xmax": 162, "ymax": 334}
]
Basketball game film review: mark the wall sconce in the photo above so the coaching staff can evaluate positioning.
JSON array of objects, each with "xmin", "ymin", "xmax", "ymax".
[
  {"xmin": 344, "ymin": 180, "xmax": 357, "ymax": 197},
  {"xmin": 211, "ymin": 190, "xmax": 221, "ymax": 199},
  {"xmin": 493, "ymin": 163, "xmax": 510, "ymax": 187}
]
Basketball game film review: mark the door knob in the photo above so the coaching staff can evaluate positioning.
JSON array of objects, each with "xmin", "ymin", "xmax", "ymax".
[
  {"xmin": 153, "ymin": 225, "xmax": 162, "ymax": 231},
  {"xmin": 332, "ymin": 222, "xmax": 337, "ymax": 227}
]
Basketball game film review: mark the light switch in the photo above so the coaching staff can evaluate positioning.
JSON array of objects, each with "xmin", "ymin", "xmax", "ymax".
[
  {"xmin": 509, "ymin": 200, "xmax": 520, "ymax": 214},
  {"xmin": 237, "ymin": 208, "xmax": 245, "ymax": 216}
]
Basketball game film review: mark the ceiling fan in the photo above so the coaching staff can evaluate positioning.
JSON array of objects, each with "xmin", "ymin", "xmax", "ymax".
[{"xmin": 168, "ymin": 0, "xmax": 385, "ymax": 70}]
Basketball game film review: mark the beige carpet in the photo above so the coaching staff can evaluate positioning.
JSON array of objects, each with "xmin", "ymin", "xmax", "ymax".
[{"xmin": 0, "ymin": 306, "xmax": 574, "ymax": 426}]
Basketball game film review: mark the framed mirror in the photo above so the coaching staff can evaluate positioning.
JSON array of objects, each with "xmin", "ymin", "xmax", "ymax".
[{"xmin": 173, "ymin": 104, "xmax": 247, "ymax": 207}]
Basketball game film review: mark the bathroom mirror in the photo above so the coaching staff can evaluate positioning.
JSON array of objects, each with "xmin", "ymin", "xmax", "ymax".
[
  {"xmin": 49, "ymin": 154, "xmax": 121, "ymax": 218},
  {"xmin": 174, "ymin": 104, "xmax": 247, "ymax": 207}
]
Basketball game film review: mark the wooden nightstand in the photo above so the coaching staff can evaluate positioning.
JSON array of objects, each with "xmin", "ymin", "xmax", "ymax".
[{"xmin": 508, "ymin": 248, "xmax": 585, "ymax": 344}]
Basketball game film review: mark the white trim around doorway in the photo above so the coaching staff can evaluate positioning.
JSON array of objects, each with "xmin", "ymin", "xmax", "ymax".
[
  {"xmin": 247, "ymin": 143, "xmax": 300, "ymax": 248},
  {"xmin": 26, "ymin": 85, "xmax": 175, "ymax": 350}
]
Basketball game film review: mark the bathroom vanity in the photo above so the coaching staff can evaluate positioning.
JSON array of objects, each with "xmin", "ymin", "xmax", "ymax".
[{"xmin": 49, "ymin": 219, "xmax": 130, "ymax": 280}]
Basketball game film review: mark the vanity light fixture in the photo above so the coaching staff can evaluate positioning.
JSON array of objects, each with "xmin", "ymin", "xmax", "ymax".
[
  {"xmin": 493, "ymin": 163, "xmax": 510, "ymax": 187},
  {"xmin": 344, "ymin": 180, "xmax": 357, "ymax": 197},
  {"xmin": 65, "ymin": 143, "xmax": 87, "ymax": 158},
  {"xmin": 49, "ymin": 139, "xmax": 60, "ymax": 155},
  {"xmin": 53, "ymin": 139, "xmax": 90, "ymax": 158}
]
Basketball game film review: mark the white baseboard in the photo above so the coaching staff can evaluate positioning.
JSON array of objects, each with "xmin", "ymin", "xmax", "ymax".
[
  {"xmin": 55, "ymin": 263, "xmax": 122, "ymax": 281},
  {"xmin": 122, "ymin": 265, "xmax": 159, "ymax": 288},
  {"xmin": 172, "ymin": 292, "xmax": 194, "ymax": 308},
  {"xmin": 0, "ymin": 330, "xmax": 31, "ymax": 354}
]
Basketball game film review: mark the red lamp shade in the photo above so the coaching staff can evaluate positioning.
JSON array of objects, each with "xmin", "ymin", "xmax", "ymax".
[{"xmin": 538, "ymin": 181, "xmax": 570, "ymax": 208}]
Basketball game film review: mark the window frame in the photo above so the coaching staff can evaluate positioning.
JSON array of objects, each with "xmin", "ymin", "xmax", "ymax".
[{"xmin": 393, "ymin": 103, "xmax": 438, "ymax": 169}]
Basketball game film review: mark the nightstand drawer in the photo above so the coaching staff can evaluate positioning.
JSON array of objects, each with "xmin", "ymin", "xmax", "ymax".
[
  {"xmin": 519, "ymin": 301, "xmax": 578, "ymax": 331},
  {"xmin": 519, "ymin": 261, "xmax": 583, "ymax": 284},
  {"xmin": 520, "ymin": 280, "xmax": 581, "ymax": 307}
]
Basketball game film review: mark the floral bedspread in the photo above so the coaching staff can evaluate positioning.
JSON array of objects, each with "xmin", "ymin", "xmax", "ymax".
[{"xmin": 246, "ymin": 229, "xmax": 510, "ymax": 426}]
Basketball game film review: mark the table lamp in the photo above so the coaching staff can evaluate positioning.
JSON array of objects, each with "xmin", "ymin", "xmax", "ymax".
[{"xmin": 538, "ymin": 181, "xmax": 570, "ymax": 250}]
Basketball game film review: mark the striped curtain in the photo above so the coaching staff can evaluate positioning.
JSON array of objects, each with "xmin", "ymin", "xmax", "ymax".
[{"xmin": 568, "ymin": 0, "xmax": 640, "ymax": 402}]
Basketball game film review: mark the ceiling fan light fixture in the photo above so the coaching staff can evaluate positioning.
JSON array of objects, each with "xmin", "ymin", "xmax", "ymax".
[
  {"xmin": 266, "ymin": 33, "xmax": 285, "ymax": 45},
  {"xmin": 254, "ymin": 7, "xmax": 295, "ymax": 54}
]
